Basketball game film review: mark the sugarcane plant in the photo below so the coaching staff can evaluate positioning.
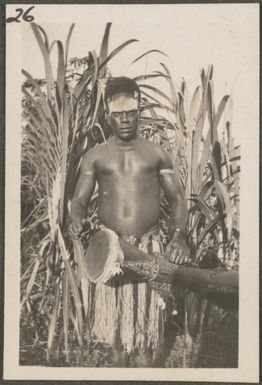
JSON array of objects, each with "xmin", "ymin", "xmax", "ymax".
[{"xmin": 21, "ymin": 22, "xmax": 240, "ymax": 367}]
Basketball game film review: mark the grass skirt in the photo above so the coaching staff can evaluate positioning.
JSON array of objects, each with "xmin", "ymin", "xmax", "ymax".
[{"xmin": 90, "ymin": 228, "xmax": 166, "ymax": 353}]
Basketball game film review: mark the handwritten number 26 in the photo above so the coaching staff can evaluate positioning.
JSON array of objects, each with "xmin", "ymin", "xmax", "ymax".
[{"xmin": 6, "ymin": 6, "xmax": 35, "ymax": 23}]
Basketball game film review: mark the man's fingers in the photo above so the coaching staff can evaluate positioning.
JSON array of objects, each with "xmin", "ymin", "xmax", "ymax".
[
  {"xmin": 167, "ymin": 243, "xmax": 190, "ymax": 264},
  {"xmin": 171, "ymin": 248, "xmax": 188, "ymax": 264},
  {"xmin": 170, "ymin": 248, "xmax": 184, "ymax": 264},
  {"xmin": 175, "ymin": 250, "xmax": 182, "ymax": 263},
  {"xmin": 169, "ymin": 252, "xmax": 174, "ymax": 262},
  {"xmin": 185, "ymin": 250, "xmax": 191, "ymax": 263},
  {"xmin": 172, "ymin": 249, "xmax": 180, "ymax": 263},
  {"xmin": 177, "ymin": 250, "xmax": 184, "ymax": 264},
  {"xmin": 169, "ymin": 249, "xmax": 177, "ymax": 263},
  {"xmin": 182, "ymin": 250, "xmax": 188, "ymax": 262},
  {"xmin": 175, "ymin": 249, "xmax": 180, "ymax": 262},
  {"xmin": 182, "ymin": 250, "xmax": 190, "ymax": 263}
]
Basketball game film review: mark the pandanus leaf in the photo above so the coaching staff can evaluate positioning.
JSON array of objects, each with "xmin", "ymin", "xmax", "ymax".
[
  {"xmin": 22, "ymin": 69, "xmax": 56, "ymax": 127},
  {"xmin": 139, "ymin": 84, "xmax": 173, "ymax": 105},
  {"xmin": 62, "ymin": 271, "xmax": 70, "ymax": 362},
  {"xmin": 99, "ymin": 38, "xmax": 138, "ymax": 71},
  {"xmin": 73, "ymin": 239, "xmax": 89, "ymax": 317},
  {"xmin": 160, "ymin": 62, "xmax": 178, "ymax": 110},
  {"xmin": 34, "ymin": 23, "xmax": 50, "ymax": 51},
  {"xmin": 64, "ymin": 260, "xmax": 83, "ymax": 346},
  {"xmin": 214, "ymin": 95, "xmax": 230, "ymax": 134},
  {"xmin": 59, "ymin": 94, "xmax": 69, "ymax": 226},
  {"xmin": 22, "ymin": 95, "xmax": 60, "ymax": 170},
  {"xmin": 214, "ymin": 180, "xmax": 233, "ymax": 239},
  {"xmin": 199, "ymin": 92, "xmax": 230, "ymax": 184},
  {"xmin": 198, "ymin": 213, "xmax": 226, "ymax": 245},
  {"xmin": 99, "ymin": 22, "xmax": 111, "ymax": 78},
  {"xmin": 55, "ymin": 40, "xmax": 65, "ymax": 107},
  {"xmin": 90, "ymin": 79, "xmax": 103, "ymax": 129},
  {"xmin": 90, "ymin": 50, "xmax": 99, "ymax": 88},
  {"xmin": 65, "ymin": 24, "xmax": 75, "ymax": 65},
  {"xmin": 133, "ymin": 73, "xmax": 169, "ymax": 82},
  {"xmin": 47, "ymin": 285, "xmax": 61, "ymax": 361},
  {"xmin": 189, "ymin": 195, "xmax": 216, "ymax": 217},
  {"xmin": 20, "ymin": 258, "xmax": 41, "ymax": 309},
  {"xmin": 73, "ymin": 66, "xmax": 93, "ymax": 101},
  {"xmin": 212, "ymin": 141, "xmax": 222, "ymax": 181},
  {"xmin": 220, "ymin": 137, "xmax": 232, "ymax": 187},
  {"xmin": 58, "ymin": 227, "xmax": 83, "ymax": 343},
  {"xmin": 31, "ymin": 23, "xmax": 54, "ymax": 101},
  {"xmin": 207, "ymin": 80, "xmax": 215, "ymax": 143},
  {"xmin": 131, "ymin": 49, "xmax": 168, "ymax": 65},
  {"xmin": 140, "ymin": 102, "xmax": 163, "ymax": 117},
  {"xmin": 191, "ymin": 73, "xmax": 212, "ymax": 192},
  {"xmin": 74, "ymin": 37, "xmax": 138, "ymax": 102},
  {"xmin": 22, "ymin": 87, "xmax": 53, "ymax": 135},
  {"xmin": 141, "ymin": 90, "xmax": 173, "ymax": 112},
  {"xmin": 178, "ymin": 91, "xmax": 186, "ymax": 127},
  {"xmin": 189, "ymin": 195, "xmax": 220, "ymax": 244},
  {"xmin": 187, "ymin": 85, "xmax": 200, "ymax": 134}
]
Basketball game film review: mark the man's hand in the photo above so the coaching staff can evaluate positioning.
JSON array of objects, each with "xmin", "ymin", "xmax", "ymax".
[
  {"xmin": 165, "ymin": 232, "xmax": 189, "ymax": 264},
  {"xmin": 68, "ymin": 219, "xmax": 87, "ymax": 239}
]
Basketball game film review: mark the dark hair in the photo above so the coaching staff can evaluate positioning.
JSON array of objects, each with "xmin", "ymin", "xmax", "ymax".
[{"xmin": 104, "ymin": 77, "xmax": 141, "ymax": 107}]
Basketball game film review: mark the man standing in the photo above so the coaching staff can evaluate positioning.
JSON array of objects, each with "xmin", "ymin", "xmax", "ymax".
[{"xmin": 69, "ymin": 77, "xmax": 189, "ymax": 366}]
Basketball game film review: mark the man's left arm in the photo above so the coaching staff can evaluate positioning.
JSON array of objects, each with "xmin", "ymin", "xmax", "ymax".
[{"xmin": 158, "ymin": 148, "xmax": 189, "ymax": 263}]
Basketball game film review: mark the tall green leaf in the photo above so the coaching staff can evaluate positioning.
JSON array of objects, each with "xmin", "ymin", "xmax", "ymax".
[
  {"xmin": 99, "ymin": 39, "xmax": 138, "ymax": 70},
  {"xmin": 65, "ymin": 24, "xmax": 75, "ymax": 65},
  {"xmin": 214, "ymin": 180, "xmax": 233, "ymax": 239},
  {"xmin": 131, "ymin": 49, "xmax": 168, "ymax": 65},
  {"xmin": 99, "ymin": 22, "xmax": 111, "ymax": 78},
  {"xmin": 56, "ymin": 40, "xmax": 65, "ymax": 107},
  {"xmin": 31, "ymin": 23, "xmax": 54, "ymax": 101},
  {"xmin": 47, "ymin": 285, "xmax": 61, "ymax": 361},
  {"xmin": 73, "ymin": 239, "xmax": 89, "ymax": 317},
  {"xmin": 62, "ymin": 271, "xmax": 69, "ymax": 362},
  {"xmin": 160, "ymin": 62, "xmax": 178, "ymax": 110}
]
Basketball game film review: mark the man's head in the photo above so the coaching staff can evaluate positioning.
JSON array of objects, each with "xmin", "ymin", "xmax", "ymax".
[{"xmin": 104, "ymin": 77, "xmax": 140, "ymax": 141}]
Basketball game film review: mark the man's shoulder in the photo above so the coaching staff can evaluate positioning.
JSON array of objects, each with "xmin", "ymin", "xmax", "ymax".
[
  {"xmin": 138, "ymin": 138, "xmax": 173, "ymax": 169},
  {"xmin": 82, "ymin": 143, "xmax": 107, "ymax": 164},
  {"xmin": 138, "ymin": 138, "xmax": 169, "ymax": 157}
]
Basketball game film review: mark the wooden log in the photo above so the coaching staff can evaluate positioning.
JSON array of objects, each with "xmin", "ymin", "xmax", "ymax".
[{"xmin": 117, "ymin": 238, "xmax": 239, "ymax": 311}]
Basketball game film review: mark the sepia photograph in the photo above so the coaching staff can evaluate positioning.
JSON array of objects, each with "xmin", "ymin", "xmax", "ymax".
[{"xmin": 4, "ymin": 3, "xmax": 259, "ymax": 382}]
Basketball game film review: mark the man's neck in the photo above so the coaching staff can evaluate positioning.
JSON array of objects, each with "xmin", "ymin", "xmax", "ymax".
[{"xmin": 112, "ymin": 135, "xmax": 138, "ymax": 148}]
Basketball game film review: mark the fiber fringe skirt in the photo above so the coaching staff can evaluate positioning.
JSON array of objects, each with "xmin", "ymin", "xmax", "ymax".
[{"xmin": 87, "ymin": 227, "xmax": 168, "ymax": 353}]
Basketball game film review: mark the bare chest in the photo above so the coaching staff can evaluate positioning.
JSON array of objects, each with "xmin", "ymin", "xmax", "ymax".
[{"xmin": 96, "ymin": 148, "xmax": 159, "ymax": 177}]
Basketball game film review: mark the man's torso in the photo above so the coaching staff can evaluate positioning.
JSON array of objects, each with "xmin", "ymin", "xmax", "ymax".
[{"xmin": 93, "ymin": 138, "xmax": 164, "ymax": 236}]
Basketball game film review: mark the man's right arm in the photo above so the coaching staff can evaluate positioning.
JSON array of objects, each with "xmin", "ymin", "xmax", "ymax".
[{"xmin": 69, "ymin": 149, "xmax": 97, "ymax": 238}]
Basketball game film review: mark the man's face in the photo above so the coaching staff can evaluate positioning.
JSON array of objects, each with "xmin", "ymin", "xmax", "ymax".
[{"xmin": 107, "ymin": 92, "xmax": 139, "ymax": 141}]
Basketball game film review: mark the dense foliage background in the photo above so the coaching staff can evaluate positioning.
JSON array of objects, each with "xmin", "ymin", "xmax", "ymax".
[{"xmin": 20, "ymin": 23, "xmax": 240, "ymax": 367}]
